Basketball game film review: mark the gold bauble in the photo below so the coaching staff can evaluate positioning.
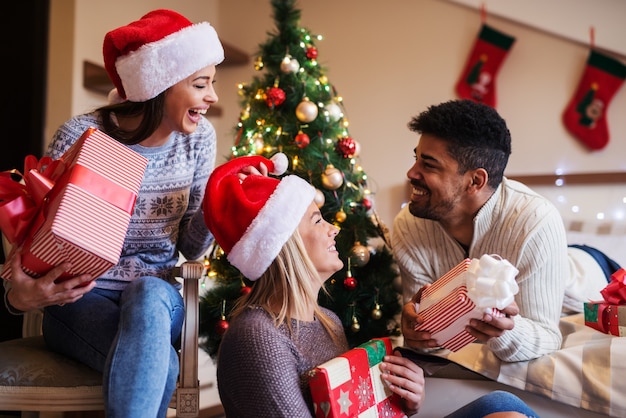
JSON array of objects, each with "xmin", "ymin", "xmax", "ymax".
[
  {"xmin": 321, "ymin": 164, "xmax": 343, "ymax": 190},
  {"xmin": 335, "ymin": 210, "xmax": 347, "ymax": 223},
  {"xmin": 295, "ymin": 98, "xmax": 318, "ymax": 123},
  {"xmin": 351, "ymin": 317, "xmax": 361, "ymax": 333},
  {"xmin": 314, "ymin": 189, "xmax": 325, "ymax": 208},
  {"xmin": 325, "ymin": 102, "xmax": 343, "ymax": 122},
  {"xmin": 350, "ymin": 242, "xmax": 370, "ymax": 267},
  {"xmin": 280, "ymin": 55, "xmax": 300, "ymax": 73},
  {"xmin": 254, "ymin": 56, "xmax": 264, "ymax": 71},
  {"xmin": 371, "ymin": 304, "xmax": 383, "ymax": 320}
]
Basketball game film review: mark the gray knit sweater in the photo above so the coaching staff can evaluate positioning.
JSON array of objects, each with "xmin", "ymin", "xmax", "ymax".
[
  {"xmin": 216, "ymin": 306, "xmax": 349, "ymax": 417},
  {"xmin": 392, "ymin": 177, "xmax": 568, "ymax": 362}
]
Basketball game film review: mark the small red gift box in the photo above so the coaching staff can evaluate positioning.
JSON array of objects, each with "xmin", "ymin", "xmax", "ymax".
[
  {"xmin": 1, "ymin": 128, "xmax": 147, "ymax": 281},
  {"xmin": 308, "ymin": 337, "xmax": 406, "ymax": 418},
  {"xmin": 584, "ymin": 268, "xmax": 626, "ymax": 336},
  {"xmin": 415, "ymin": 256, "xmax": 517, "ymax": 352}
]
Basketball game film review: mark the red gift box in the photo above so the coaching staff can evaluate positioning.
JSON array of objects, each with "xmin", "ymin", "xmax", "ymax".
[
  {"xmin": 584, "ymin": 268, "xmax": 626, "ymax": 336},
  {"xmin": 308, "ymin": 337, "xmax": 406, "ymax": 418},
  {"xmin": 1, "ymin": 128, "xmax": 147, "ymax": 281},
  {"xmin": 415, "ymin": 258, "xmax": 508, "ymax": 352}
]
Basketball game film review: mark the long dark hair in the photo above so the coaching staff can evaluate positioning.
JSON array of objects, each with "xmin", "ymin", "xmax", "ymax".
[{"xmin": 97, "ymin": 93, "xmax": 166, "ymax": 145}]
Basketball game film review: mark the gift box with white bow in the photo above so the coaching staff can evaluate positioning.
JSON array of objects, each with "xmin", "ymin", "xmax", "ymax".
[{"xmin": 414, "ymin": 255, "xmax": 519, "ymax": 352}]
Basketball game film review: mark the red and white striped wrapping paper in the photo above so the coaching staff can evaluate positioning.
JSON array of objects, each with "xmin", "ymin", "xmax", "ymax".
[
  {"xmin": 415, "ymin": 259, "xmax": 502, "ymax": 352},
  {"xmin": 1, "ymin": 128, "xmax": 147, "ymax": 281},
  {"xmin": 309, "ymin": 337, "xmax": 406, "ymax": 418}
]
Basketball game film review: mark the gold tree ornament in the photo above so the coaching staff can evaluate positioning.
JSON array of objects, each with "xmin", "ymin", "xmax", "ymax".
[
  {"xmin": 350, "ymin": 241, "xmax": 370, "ymax": 267},
  {"xmin": 350, "ymin": 304, "xmax": 361, "ymax": 333},
  {"xmin": 314, "ymin": 189, "xmax": 325, "ymax": 208},
  {"xmin": 321, "ymin": 164, "xmax": 343, "ymax": 189},
  {"xmin": 295, "ymin": 97, "xmax": 318, "ymax": 122},
  {"xmin": 254, "ymin": 56, "xmax": 264, "ymax": 71},
  {"xmin": 335, "ymin": 210, "xmax": 347, "ymax": 223},
  {"xmin": 371, "ymin": 303, "xmax": 383, "ymax": 320},
  {"xmin": 280, "ymin": 54, "xmax": 300, "ymax": 73},
  {"xmin": 325, "ymin": 102, "xmax": 343, "ymax": 122}
]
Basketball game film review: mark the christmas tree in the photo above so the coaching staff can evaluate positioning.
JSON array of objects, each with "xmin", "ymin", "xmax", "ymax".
[{"xmin": 198, "ymin": 0, "xmax": 401, "ymax": 359}]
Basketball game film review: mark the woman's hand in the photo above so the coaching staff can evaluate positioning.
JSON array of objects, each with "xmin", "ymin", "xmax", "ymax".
[
  {"xmin": 380, "ymin": 351, "xmax": 425, "ymax": 416},
  {"xmin": 237, "ymin": 161, "xmax": 269, "ymax": 181},
  {"xmin": 6, "ymin": 251, "xmax": 95, "ymax": 311}
]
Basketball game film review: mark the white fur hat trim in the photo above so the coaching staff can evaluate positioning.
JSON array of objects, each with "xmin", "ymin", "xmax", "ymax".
[{"xmin": 227, "ymin": 175, "xmax": 315, "ymax": 280}]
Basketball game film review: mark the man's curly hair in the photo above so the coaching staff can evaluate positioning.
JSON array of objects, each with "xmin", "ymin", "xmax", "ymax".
[{"xmin": 408, "ymin": 99, "xmax": 511, "ymax": 189}]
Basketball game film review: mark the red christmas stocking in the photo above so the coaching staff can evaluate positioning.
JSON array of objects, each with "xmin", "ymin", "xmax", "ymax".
[
  {"xmin": 455, "ymin": 24, "xmax": 516, "ymax": 108},
  {"xmin": 562, "ymin": 49, "xmax": 626, "ymax": 151}
]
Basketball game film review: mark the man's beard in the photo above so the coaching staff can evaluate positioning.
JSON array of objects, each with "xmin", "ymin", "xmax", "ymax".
[{"xmin": 408, "ymin": 195, "xmax": 456, "ymax": 221}]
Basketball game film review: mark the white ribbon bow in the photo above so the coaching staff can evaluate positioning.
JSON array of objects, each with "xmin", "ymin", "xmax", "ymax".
[{"xmin": 466, "ymin": 254, "xmax": 519, "ymax": 310}]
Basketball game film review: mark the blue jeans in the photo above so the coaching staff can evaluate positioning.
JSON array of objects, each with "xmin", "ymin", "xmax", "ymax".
[
  {"xmin": 568, "ymin": 244, "xmax": 621, "ymax": 282},
  {"xmin": 445, "ymin": 390, "xmax": 539, "ymax": 417},
  {"xmin": 42, "ymin": 276, "xmax": 185, "ymax": 418}
]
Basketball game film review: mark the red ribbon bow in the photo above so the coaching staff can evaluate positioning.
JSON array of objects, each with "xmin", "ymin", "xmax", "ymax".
[
  {"xmin": 600, "ymin": 268, "xmax": 626, "ymax": 305},
  {"xmin": 0, "ymin": 155, "xmax": 65, "ymax": 245}
]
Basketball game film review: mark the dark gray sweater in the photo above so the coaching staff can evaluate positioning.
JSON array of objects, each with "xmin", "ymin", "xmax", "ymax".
[{"xmin": 216, "ymin": 306, "xmax": 349, "ymax": 417}]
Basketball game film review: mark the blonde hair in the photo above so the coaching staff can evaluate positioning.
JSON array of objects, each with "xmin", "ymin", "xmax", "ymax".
[{"xmin": 229, "ymin": 229, "xmax": 343, "ymax": 344}]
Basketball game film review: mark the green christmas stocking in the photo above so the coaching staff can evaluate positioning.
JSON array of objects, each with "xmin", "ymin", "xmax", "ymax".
[
  {"xmin": 455, "ymin": 24, "xmax": 516, "ymax": 108},
  {"xmin": 562, "ymin": 49, "xmax": 626, "ymax": 151}
]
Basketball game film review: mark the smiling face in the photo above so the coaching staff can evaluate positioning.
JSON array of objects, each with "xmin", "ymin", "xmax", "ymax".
[
  {"xmin": 297, "ymin": 202, "xmax": 343, "ymax": 281},
  {"xmin": 407, "ymin": 134, "xmax": 470, "ymax": 221},
  {"xmin": 162, "ymin": 64, "xmax": 218, "ymax": 135}
]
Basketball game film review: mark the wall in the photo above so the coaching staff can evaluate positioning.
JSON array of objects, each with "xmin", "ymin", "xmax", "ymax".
[
  {"xmin": 48, "ymin": 0, "xmax": 626, "ymax": 228},
  {"xmin": 447, "ymin": 0, "xmax": 626, "ymax": 57}
]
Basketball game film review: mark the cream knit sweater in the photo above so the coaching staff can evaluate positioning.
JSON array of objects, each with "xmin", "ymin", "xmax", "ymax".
[{"xmin": 392, "ymin": 177, "xmax": 568, "ymax": 362}]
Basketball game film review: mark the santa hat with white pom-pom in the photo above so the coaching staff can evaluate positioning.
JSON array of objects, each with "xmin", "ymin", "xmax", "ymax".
[
  {"xmin": 103, "ymin": 9, "xmax": 224, "ymax": 103},
  {"xmin": 203, "ymin": 153, "xmax": 315, "ymax": 280}
]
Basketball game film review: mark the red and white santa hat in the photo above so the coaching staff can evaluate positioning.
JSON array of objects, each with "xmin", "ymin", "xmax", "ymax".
[
  {"xmin": 203, "ymin": 153, "xmax": 315, "ymax": 281},
  {"xmin": 103, "ymin": 9, "xmax": 224, "ymax": 103}
]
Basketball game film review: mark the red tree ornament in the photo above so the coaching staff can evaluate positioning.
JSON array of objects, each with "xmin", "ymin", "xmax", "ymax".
[
  {"xmin": 294, "ymin": 131, "xmax": 310, "ymax": 148},
  {"xmin": 265, "ymin": 87, "xmax": 286, "ymax": 108},
  {"xmin": 336, "ymin": 137, "xmax": 357, "ymax": 158},
  {"xmin": 344, "ymin": 276, "xmax": 357, "ymax": 290},
  {"xmin": 215, "ymin": 316, "xmax": 229, "ymax": 335},
  {"xmin": 306, "ymin": 46, "xmax": 318, "ymax": 60}
]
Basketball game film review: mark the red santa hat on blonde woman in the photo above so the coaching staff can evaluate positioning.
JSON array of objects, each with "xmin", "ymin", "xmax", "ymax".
[
  {"xmin": 103, "ymin": 9, "xmax": 224, "ymax": 103},
  {"xmin": 203, "ymin": 153, "xmax": 316, "ymax": 281}
]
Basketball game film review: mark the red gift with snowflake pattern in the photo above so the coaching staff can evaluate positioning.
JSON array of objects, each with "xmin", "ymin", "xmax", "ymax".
[{"xmin": 309, "ymin": 337, "xmax": 406, "ymax": 418}]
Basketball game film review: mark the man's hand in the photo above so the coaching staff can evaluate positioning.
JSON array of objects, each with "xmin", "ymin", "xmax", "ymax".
[
  {"xmin": 466, "ymin": 300, "xmax": 519, "ymax": 342},
  {"xmin": 401, "ymin": 285, "xmax": 439, "ymax": 350},
  {"xmin": 6, "ymin": 251, "xmax": 95, "ymax": 311}
]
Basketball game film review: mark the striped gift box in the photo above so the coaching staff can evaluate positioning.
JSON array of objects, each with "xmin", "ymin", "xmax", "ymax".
[
  {"xmin": 309, "ymin": 337, "xmax": 406, "ymax": 418},
  {"xmin": 415, "ymin": 259, "xmax": 502, "ymax": 352},
  {"xmin": 1, "ymin": 128, "xmax": 147, "ymax": 281}
]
